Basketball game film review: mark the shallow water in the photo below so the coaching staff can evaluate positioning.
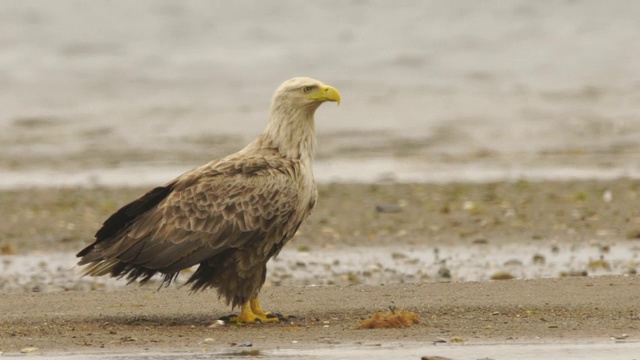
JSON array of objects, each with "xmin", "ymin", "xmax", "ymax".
[
  {"xmin": 10, "ymin": 341, "xmax": 640, "ymax": 360},
  {"xmin": 1, "ymin": 1, "xmax": 639, "ymax": 187},
  {"xmin": 1, "ymin": 242, "xmax": 636, "ymax": 293},
  {"xmin": 2, "ymin": 161, "xmax": 640, "ymax": 189}
]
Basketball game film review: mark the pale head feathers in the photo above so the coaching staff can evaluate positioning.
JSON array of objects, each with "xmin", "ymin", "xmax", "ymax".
[{"xmin": 254, "ymin": 77, "xmax": 340, "ymax": 160}]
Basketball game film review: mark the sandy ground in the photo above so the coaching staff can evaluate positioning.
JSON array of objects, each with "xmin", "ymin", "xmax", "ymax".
[
  {"xmin": 1, "ymin": 180, "xmax": 640, "ymax": 354},
  {"xmin": 3, "ymin": 180, "xmax": 640, "ymax": 254},
  {"xmin": 1, "ymin": 277, "xmax": 639, "ymax": 354}
]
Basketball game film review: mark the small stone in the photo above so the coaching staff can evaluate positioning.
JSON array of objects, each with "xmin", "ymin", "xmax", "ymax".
[
  {"xmin": 208, "ymin": 320, "xmax": 225, "ymax": 328},
  {"xmin": 504, "ymin": 259, "xmax": 523, "ymax": 266},
  {"xmin": 203, "ymin": 338, "xmax": 216, "ymax": 344},
  {"xmin": 532, "ymin": 254, "xmax": 546, "ymax": 265},
  {"xmin": 438, "ymin": 267, "xmax": 451, "ymax": 279},
  {"xmin": 20, "ymin": 347, "xmax": 39, "ymax": 353},
  {"xmin": 491, "ymin": 271, "xmax": 515, "ymax": 280},
  {"xmin": 404, "ymin": 258, "xmax": 420, "ymax": 265},
  {"xmin": 560, "ymin": 270, "xmax": 588, "ymax": 277},
  {"xmin": 462, "ymin": 201, "xmax": 475, "ymax": 210},
  {"xmin": 376, "ymin": 204, "xmax": 402, "ymax": 213}
]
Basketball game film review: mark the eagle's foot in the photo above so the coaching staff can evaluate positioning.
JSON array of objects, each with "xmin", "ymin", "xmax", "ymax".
[{"xmin": 221, "ymin": 298, "xmax": 287, "ymax": 324}]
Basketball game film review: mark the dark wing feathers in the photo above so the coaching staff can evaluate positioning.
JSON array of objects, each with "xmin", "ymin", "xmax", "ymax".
[
  {"xmin": 77, "ymin": 158, "xmax": 301, "ymax": 280},
  {"xmin": 76, "ymin": 183, "xmax": 176, "ymax": 259},
  {"xmin": 96, "ymin": 183, "xmax": 176, "ymax": 242}
]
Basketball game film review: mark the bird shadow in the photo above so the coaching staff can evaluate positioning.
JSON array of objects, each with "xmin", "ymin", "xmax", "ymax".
[{"xmin": 90, "ymin": 313, "xmax": 220, "ymax": 327}]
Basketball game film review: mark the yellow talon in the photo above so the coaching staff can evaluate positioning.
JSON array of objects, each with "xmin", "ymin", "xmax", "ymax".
[{"xmin": 228, "ymin": 298, "xmax": 280, "ymax": 324}]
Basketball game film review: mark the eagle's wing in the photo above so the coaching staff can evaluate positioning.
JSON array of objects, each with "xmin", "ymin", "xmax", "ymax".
[{"xmin": 77, "ymin": 159, "xmax": 300, "ymax": 275}]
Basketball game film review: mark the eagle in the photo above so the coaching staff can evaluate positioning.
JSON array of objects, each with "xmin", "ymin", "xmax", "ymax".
[{"xmin": 76, "ymin": 77, "xmax": 340, "ymax": 323}]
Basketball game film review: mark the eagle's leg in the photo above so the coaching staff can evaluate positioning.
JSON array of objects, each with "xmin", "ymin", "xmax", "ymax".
[
  {"xmin": 250, "ymin": 298, "xmax": 274, "ymax": 318},
  {"xmin": 227, "ymin": 298, "xmax": 280, "ymax": 324},
  {"xmin": 251, "ymin": 298, "xmax": 291, "ymax": 322}
]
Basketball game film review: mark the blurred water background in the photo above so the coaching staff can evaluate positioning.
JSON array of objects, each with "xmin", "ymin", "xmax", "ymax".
[{"xmin": 1, "ymin": 0, "xmax": 639, "ymax": 187}]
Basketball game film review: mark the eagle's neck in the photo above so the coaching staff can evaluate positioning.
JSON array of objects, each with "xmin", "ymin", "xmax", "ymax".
[{"xmin": 257, "ymin": 103, "xmax": 318, "ymax": 161}]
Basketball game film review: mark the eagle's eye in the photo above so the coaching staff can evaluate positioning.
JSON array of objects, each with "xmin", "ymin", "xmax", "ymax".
[{"xmin": 302, "ymin": 86, "xmax": 314, "ymax": 93}]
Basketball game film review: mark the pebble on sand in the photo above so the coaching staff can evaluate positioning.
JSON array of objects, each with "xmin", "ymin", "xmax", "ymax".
[
  {"xmin": 491, "ymin": 271, "xmax": 515, "ymax": 280},
  {"xmin": 375, "ymin": 204, "xmax": 402, "ymax": 213},
  {"xmin": 532, "ymin": 254, "xmax": 546, "ymax": 264}
]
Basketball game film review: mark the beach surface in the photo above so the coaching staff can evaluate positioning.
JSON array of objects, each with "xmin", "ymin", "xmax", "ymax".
[
  {"xmin": 1, "ymin": 1, "xmax": 640, "ymax": 358},
  {"xmin": 1, "ymin": 181, "xmax": 640, "ymax": 356},
  {"xmin": 1, "ymin": 276, "xmax": 639, "ymax": 355}
]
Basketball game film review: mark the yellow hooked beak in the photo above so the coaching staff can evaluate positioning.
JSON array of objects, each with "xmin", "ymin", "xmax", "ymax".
[{"xmin": 308, "ymin": 85, "xmax": 341, "ymax": 105}]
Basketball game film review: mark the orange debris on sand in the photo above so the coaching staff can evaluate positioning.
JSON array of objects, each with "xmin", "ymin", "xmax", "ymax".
[{"xmin": 357, "ymin": 310, "xmax": 419, "ymax": 329}]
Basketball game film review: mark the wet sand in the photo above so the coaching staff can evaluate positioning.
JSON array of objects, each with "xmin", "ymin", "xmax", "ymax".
[{"xmin": 1, "ymin": 180, "xmax": 640, "ymax": 354}]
